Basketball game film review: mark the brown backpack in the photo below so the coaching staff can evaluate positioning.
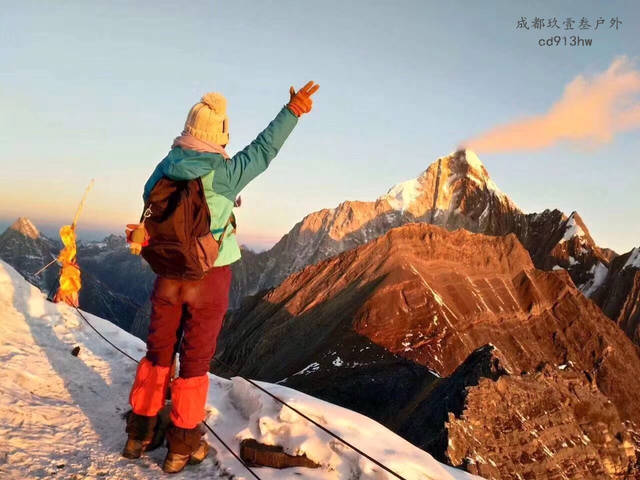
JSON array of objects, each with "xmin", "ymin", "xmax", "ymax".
[{"xmin": 140, "ymin": 177, "xmax": 234, "ymax": 279}]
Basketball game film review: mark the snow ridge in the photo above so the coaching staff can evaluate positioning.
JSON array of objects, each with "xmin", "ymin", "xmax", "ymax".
[
  {"xmin": 581, "ymin": 262, "xmax": 609, "ymax": 297},
  {"xmin": 0, "ymin": 260, "xmax": 479, "ymax": 480}
]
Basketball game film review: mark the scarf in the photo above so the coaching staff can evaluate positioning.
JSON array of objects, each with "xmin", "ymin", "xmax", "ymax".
[{"xmin": 172, "ymin": 131, "xmax": 230, "ymax": 159}]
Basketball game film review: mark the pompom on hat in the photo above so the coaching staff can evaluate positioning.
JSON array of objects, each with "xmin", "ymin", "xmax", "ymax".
[{"xmin": 183, "ymin": 92, "xmax": 229, "ymax": 145}]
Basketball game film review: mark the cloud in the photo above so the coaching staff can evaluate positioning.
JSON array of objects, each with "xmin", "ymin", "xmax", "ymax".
[{"xmin": 462, "ymin": 56, "xmax": 640, "ymax": 153}]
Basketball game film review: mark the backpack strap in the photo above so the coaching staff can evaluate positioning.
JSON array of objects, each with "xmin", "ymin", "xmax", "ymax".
[{"xmin": 214, "ymin": 213, "xmax": 236, "ymax": 247}]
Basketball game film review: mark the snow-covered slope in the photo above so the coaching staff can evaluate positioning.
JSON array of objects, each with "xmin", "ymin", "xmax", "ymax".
[{"xmin": 0, "ymin": 260, "xmax": 479, "ymax": 480}]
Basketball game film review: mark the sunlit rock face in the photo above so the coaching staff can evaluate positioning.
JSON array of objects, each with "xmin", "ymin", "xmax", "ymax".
[{"xmin": 445, "ymin": 358, "xmax": 639, "ymax": 480}]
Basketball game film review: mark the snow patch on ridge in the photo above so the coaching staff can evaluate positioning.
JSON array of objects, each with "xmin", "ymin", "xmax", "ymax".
[
  {"xmin": 292, "ymin": 362, "xmax": 321, "ymax": 376},
  {"xmin": 383, "ymin": 177, "xmax": 424, "ymax": 211},
  {"xmin": 624, "ymin": 247, "xmax": 640, "ymax": 270},
  {"xmin": 581, "ymin": 262, "xmax": 609, "ymax": 297},
  {"xmin": 562, "ymin": 213, "xmax": 587, "ymax": 242},
  {"xmin": 463, "ymin": 149, "xmax": 485, "ymax": 172}
]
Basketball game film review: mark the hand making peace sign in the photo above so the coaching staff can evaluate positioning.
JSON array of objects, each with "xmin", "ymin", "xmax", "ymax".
[{"xmin": 287, "ymin": 81, "xmax": 320, "ymax": 117}]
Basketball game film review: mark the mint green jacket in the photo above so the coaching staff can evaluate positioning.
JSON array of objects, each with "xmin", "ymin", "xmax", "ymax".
[{"xmin": 143, "ymin": 105, "xmax": 298, "ymax": 266}]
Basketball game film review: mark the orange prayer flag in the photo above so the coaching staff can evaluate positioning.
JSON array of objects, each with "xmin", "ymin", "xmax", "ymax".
[{"xmin": 53, "ymin": 180, "xmax": 94, "ymax": 307}]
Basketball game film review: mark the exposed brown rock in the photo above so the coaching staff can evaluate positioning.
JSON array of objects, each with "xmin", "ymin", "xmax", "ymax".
[
  {"xmin": 239, "ymin": 438, "xmax": 319, "ymax": 469},
  {"xmin": 619, "ymin": 272, "xmax": 640, "ymax": 343},
  {"xmin": 446, "ymin": 364, "xmax": 639, "ymax": 480},
  {"xmin": 392, "ymin": 345, "xmax": 639, "ymax": 479}
]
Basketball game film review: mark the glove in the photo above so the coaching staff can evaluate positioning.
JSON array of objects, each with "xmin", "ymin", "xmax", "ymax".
[
  {"xmin": 125, "ymin": 223, "xmax": 149, "ymax": 255},
  {"xmin": 287, "ymin": 81, "xmax": 320, "ymax": 117}
]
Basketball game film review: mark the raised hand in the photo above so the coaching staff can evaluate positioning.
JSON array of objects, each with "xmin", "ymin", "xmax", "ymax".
[{"xmin": 287, "ymin": 81, "xmax": 320, "ymax": 117}]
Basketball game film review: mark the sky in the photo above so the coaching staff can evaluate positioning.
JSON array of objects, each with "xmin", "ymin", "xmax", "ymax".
[{"xmin": 1, "ymin": 1, "xmax": 639, "ymax": 253}]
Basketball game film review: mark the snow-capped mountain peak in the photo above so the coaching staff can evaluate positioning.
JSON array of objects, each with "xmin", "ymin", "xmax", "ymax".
[
  {"xmin": 9, "ymin": 217, "xmax": 40, "ymax": 239},
  {"xmin": 380, "ymin": 149, "xmax": 519, "ymax": 214},
  {"xmin": 562, "ymin": 212, "xmax": 586, "ymax": 241},
  {"xmin": 560, "ymin": 211, "xmax": 596, "ymax": 246}
]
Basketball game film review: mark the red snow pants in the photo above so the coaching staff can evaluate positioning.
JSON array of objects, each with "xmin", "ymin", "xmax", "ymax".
[{"xmin": 129, "ymin": 265, "xmax": 232, "ymax": 428}]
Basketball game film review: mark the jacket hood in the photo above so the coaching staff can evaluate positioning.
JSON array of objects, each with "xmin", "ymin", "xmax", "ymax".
[
  {"xmin": 161, "ymin": 147, "xmax": 226, "ymax": 181},
  {"xmin": 143, "ymin": 148, "xmax": 226, "ymax": 201}
]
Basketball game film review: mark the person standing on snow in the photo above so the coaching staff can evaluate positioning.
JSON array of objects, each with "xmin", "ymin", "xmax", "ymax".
[{"xmin": 123, "ymin": 81, "xmax": 319, "ymax": 473}]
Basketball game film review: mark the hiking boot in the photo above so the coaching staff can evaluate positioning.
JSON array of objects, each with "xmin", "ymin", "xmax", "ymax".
[
  {"xmin": 122, "ymin": 411, "xmax": 158, "ymax": 459},
  {"xmin": 162, "ymin": 440, "xmax": 209, "ymax": 473},
  {"xmin": 163, "ymin": 423, "xmax": 208, "ymax": 473},
  {"xmin": 122, "ymin": 438, "xmax": 151, "ymax": 459}
]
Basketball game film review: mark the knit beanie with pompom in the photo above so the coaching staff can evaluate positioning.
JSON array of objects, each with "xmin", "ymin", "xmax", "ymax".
[{"xmin": 183, "ymin": 92, "xmax": 229, "ymax": 145}]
